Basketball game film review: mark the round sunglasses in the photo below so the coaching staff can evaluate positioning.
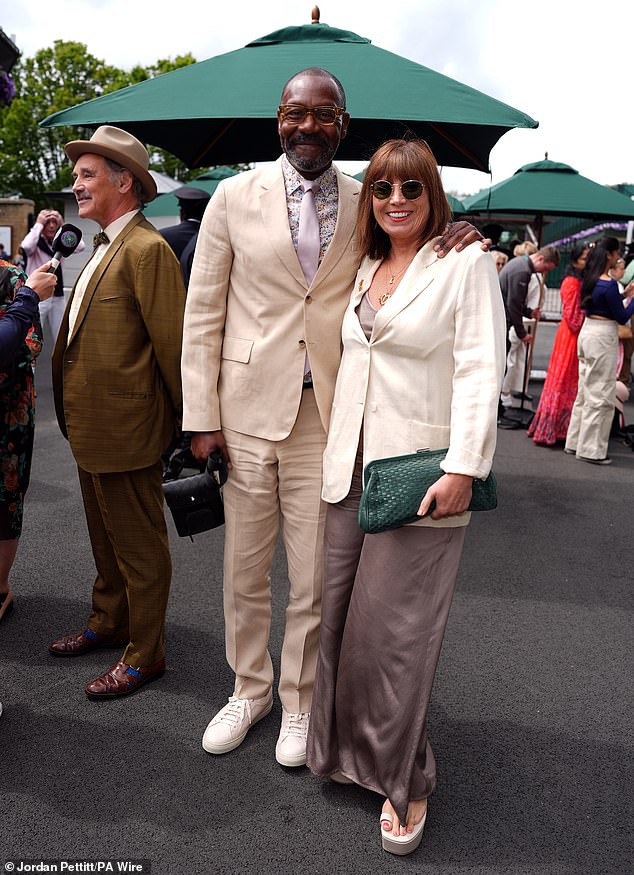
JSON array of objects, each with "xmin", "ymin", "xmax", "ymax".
[{"xmin": 371, "ymin": 180, "xmax": 425, "ymax": 200}]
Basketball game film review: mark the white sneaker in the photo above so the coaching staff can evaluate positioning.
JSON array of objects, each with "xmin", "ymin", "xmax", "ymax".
[
  {"xmin": 202, "ymin": 693, "xmax": 272, "ymax": 754},
  {"xmin": 275, "ymin": 709, "xmax": 310, "ymax": 767}
]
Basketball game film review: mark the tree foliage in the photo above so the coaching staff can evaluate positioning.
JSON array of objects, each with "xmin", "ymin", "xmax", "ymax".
[{"xmin": 0, "ymin": 41, "xmax": 202, "ymax": 201}]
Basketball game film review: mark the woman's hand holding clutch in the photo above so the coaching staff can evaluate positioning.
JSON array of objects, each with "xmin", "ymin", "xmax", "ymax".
[{"xmin": 417, "ymin": 473, "xmax": 473, "ymax": 520}]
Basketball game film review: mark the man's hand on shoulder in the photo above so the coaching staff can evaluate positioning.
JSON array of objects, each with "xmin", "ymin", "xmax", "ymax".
[
  {"xmin": 434, "ymin": 221, "xmax": 491, "ymax": 258},
  {"xmin": 190, "ymin": 430, "xmax": 232, "ymax": 469}
]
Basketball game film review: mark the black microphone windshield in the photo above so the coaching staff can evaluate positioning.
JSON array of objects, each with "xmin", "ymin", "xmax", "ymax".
[{"xmin": 51, "ymin": 223, "xmax": 83, "ymax": 258}]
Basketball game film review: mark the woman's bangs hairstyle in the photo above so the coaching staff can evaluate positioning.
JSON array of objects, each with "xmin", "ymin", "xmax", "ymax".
[{"xmin": 357, "ymin": 139, "xmax": 451, "ymax": 260}]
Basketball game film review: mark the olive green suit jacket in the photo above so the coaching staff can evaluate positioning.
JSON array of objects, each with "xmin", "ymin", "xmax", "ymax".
[{"xmin": 52, "ymin": 213, "xmax": 186, "ymax": 474}]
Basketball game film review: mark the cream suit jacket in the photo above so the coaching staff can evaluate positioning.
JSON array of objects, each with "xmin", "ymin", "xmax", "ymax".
[
  {"xmin": 181, "ymin": 158, "xmax": 362, "ymax": 440},
  {"xmin": 322, "ymin": 240, "xmax": 507, "ymax": 527}
]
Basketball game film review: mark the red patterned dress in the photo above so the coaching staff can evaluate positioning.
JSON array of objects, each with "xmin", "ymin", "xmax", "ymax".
[{"xmin": 528, "ymin": 276, "xmax": 584, "ymax": 445}]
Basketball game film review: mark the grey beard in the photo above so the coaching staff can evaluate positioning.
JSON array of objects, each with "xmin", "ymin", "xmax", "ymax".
[{"xmin": 284, "ymin": 141, "xmax": 338, "ymax": 174}]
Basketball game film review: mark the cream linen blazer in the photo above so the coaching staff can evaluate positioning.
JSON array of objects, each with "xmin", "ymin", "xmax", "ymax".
[
  {"xmin": 321, "ymin": 240, "xmax": 507, "ymax": 528},
  {"xmin": 181, "ymin": 158, "xmax": 362, "ymax": 440}
]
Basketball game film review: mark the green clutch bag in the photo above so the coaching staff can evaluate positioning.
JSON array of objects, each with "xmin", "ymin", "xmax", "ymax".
[{"xmin": 358, "ymin": 448, "xmax": 497, "ymax": 534}]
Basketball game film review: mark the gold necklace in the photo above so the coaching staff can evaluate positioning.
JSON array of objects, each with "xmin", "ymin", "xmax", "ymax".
[{"xmin": 378, "ymin": 259, "xmax": 410, "ymax": 306}]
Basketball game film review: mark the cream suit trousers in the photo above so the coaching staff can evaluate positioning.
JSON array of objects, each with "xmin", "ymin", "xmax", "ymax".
[
  {"xmin": 222, "ymin": 389, "xmax": 327, "ymax": 714},
  {"xmin": 565, "ymin": 319, "xmax": 618, "ymax": 460}
]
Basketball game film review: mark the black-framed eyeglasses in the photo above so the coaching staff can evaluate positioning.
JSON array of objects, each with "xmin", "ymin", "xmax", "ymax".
[
  {"xmin": 278, "ymin": 105, "xmax": 345, "ymax": 126},
  {"xmin": 371, "ymin": 180, "xmax": 425, "ymax": 200}
]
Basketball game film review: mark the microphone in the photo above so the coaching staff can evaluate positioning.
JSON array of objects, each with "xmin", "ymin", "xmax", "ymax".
[{"xmin": 48, "ymin": 224, "xmax": 83, "ymax": 273}]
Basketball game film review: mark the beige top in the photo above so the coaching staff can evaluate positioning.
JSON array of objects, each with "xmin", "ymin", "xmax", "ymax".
[{"xmin": 355, "ymin": 291, "xmax": 378, "ymax": 340}]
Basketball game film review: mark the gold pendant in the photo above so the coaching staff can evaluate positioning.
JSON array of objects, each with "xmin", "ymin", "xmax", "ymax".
[{"xmin": 378, "ymin": 291, "xmax": 391, "ymax": 307}]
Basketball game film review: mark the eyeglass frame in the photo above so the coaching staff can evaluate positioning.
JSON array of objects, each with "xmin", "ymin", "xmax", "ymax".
[
  {"xmin": 370, "ymin": 180, "xmax": 426, "ymax": 200},
  {"xmin": 278, "ymin": 104, "xmax": 346, "ymax": 126}
]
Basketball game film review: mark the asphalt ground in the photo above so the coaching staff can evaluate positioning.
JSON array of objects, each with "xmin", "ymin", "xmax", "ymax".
[{"xmin": 1, "ymin": 330, "xmax": 632, "ymax": 875}]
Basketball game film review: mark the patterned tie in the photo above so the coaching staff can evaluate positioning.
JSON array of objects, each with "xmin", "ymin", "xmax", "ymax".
[
  {"xmin": 93, "ymin": 231, "xmax": 110, "ymax": 249},
  {"xmin": 297, "ymin": 181, "xmax": 320, "ymax": 285}
]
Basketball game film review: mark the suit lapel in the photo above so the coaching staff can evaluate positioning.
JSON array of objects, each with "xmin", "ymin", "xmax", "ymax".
[
  {"xmin": 259, "ymin": 159, "xmax": 307, "ymax": 289},
  {"xmin": 67, "ymin": 213, "xmax": 144, "ymax": 344},
  {"xmin": 312, "ymin": 167, "xmax": 360, "ymax": 290}
]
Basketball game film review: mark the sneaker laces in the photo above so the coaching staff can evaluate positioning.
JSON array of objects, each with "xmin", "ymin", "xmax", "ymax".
[
  {"xmin": 284, "ymin": 712, "xmax": 310, "ymax": 738},
  {"xmin": 217, "ymin": 696, "xmax": 251, "ymax": 728}
]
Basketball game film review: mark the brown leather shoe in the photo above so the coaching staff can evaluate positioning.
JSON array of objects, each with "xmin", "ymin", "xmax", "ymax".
[
  {"xmin": 85, "ymin": 658, "xmax": 166, "ymax": 699},
  {"xmin": 48, "ymin": 629, "xmax": 127, "ymax": 657}
]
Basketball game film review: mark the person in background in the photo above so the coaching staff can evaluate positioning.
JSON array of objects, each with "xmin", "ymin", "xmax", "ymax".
[
  {"xmin": 160, "ymin": 186, "xmax": 211, "ymax": 264},
  {"xmin": 306, "ymin": 138, "xmax": 506, "ymax": 856},
  {"xmin": 490, "ymin": 249, "xmax": 508, "ymax": 273},
  {"xmin": 20, "ymin": 209, "xmax": 85, "ymax": 344},
  {"xmin": 610, "ymin": 257, "xmax": 633, "ymax": 385},
  {"xmin": 528, "ymin": 244, "xmax": 589, "ymax": 445},
  {"xmin": 501, "ymin": 241, "xmax": 540, "ymax": 407},
  {"xmin": 622, "ymin": 253, "xmax": 634, "ymax": 287},
  {"xmin": 610, "ymin": 256, "xmax": 625, "ymax": 292},
  {"xmin": 0, "ymin": 259, "xmax": 57, "ymax": 621},
  {"xmin": 497, "ymin": 245, "xmax": 559, "ymax": 428},
  {"xmin": 565, "ymin": 237, "xmax": 634, "ymax": 464}
]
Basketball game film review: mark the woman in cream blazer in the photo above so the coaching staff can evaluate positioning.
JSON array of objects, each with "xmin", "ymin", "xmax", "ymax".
[{"xmin": 307, "ymin": 140, "xmax": 506, "ymax": 856}]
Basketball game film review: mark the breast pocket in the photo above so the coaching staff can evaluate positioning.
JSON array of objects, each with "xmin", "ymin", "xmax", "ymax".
[{"xmin": 96, "ymin": 294, "xmax": 136, "ymax": 309}]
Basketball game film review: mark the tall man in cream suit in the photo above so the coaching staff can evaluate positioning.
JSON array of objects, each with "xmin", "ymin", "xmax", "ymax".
[
  {"xmin": 182, "ymin": 68, "xmax": 484, "ymax": 765},
  {"xmin": 48, "ymin": 127, "xmax": 186, "ymax": 700}
]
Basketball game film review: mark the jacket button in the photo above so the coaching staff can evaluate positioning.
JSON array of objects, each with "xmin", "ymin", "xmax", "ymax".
[
  {"xmin": 305, "ymin": 295, "xmax": 312, "ymax": 303},
  {"xmin": 298, "ymin": 340, "xmax": 306, "ymax": 348}
]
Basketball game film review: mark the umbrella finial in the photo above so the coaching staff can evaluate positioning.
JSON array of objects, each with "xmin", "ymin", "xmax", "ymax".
[
  {"xmin": 311, "ymin": 5, "xmax": 320, "ymax": 23},
  {"xmin": 544, "ymin": 151, "xmax": 548, "ymax": 160}
]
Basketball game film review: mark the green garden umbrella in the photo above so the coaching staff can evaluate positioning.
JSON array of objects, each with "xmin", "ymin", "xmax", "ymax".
[
  {"xmin": 144, "ymin": 166, "xmax": 238, "ymax": 218},
  {"xmin": 463, "ymin": 159, "xmax": 634, "ymax": 242},
  {"xmin": 41, "ymin": 13, "xmax": 537, "ymax": 171},
  {"xmin": 352, "ymin": 168, "xmax": 466, "ymax": 215}
]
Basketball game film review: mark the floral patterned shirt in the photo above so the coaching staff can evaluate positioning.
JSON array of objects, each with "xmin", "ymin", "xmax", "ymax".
[{"xmin": 282, "ymin": 155, "xmax": 339, "ymax": 264}]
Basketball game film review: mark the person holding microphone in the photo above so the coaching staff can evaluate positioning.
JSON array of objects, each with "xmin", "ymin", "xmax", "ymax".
[{"xmin": 0, "ymin": 258, "xmax": 57, "ymax": 622}]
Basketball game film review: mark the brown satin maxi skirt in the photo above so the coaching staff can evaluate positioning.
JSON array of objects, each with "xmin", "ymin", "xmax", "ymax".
[{"xmin": 306, "ymin": 452, "xmax": 466, "ymax": 826}]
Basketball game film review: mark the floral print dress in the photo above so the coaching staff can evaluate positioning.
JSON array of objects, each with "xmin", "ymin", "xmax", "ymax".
[{"xmin": 0, "ymin": 260, "xmax": 43, "ymax": 539}]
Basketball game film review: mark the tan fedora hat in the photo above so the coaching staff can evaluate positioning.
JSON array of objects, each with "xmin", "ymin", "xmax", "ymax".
[{"xmin": 65, "ymin": 125, "xmax": 157, "ymax": 202}]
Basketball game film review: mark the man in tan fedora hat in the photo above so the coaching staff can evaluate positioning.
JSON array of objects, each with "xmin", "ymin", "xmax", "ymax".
[{"xmin": 48, "ymin": 125, "xmax": 186, "ymax": 699}]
